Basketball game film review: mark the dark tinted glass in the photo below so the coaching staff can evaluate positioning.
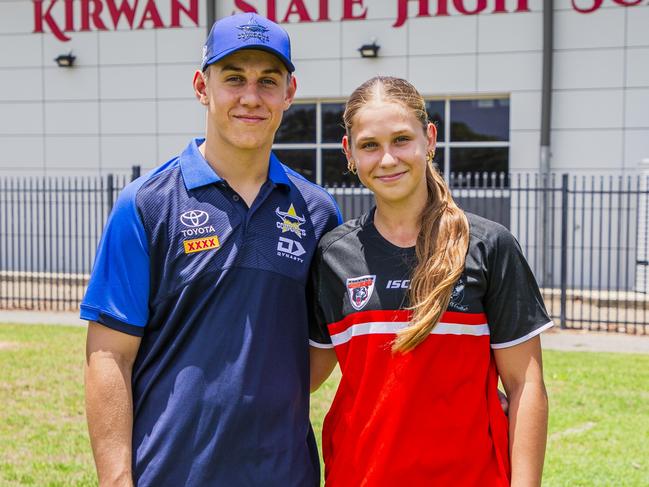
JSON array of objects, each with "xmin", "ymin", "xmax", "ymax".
[
  {"xmin": 426, "ymin": 100, "xmax": 445, "ymax": 141},
  {"xmin": 273, "ymin": 149, "xmax": 316, "ymax": 182},
  {"xmin": 450, "ymin": 99, "xmax": 509, "ymax": 142},
  {"xmin": 322, "ymin": 149, "xmax": 358, "ymax": 187},
  {"xmin": 322, "ymin": 103, "xmax": 346, "ymax": 143},
  {"xmin": 275, "ymin": 104, "xmax": 316, "ymax": 143},
  {"xmin": 450, "ymin": 147, "xmax": 509, "ymax": 181},
  {"xmin": 432, "ymin": 147, "xmax": 445, "ymax": 175}
]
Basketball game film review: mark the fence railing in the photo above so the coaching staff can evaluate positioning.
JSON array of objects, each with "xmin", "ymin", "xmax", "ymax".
[
  {"xmin": 0, "ymin": 174, "xmax": 129, "ymax": 311},
  {"xmin": 1, "ymin": 170, "xmax": 648, "ymax": 335}
]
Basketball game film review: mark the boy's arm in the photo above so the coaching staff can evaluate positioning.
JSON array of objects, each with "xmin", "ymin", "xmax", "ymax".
[{"xmin": 85, "ymin": 321, "xmax": 141, "ymax": 487}]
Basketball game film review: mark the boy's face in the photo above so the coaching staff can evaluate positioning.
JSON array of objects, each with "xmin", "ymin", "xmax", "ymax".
[{"xmin": 194, "ymin": 49, "xmax": 296, "ymax": 153}]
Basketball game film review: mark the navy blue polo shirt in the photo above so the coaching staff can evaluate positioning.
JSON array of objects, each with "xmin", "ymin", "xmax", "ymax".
[{"xmin": 81, "ymin": 138, "xmax": 341, "ymax": 486}]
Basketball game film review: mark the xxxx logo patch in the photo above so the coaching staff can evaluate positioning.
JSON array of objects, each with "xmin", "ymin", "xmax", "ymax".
[{"xmin": 183, "ymin": 236, "xmax": 220, "ymax": 254}]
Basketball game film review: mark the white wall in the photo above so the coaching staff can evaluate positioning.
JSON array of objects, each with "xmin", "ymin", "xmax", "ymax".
[
  {"xmin": 552, "ymin": 2, "xmax": 649, "ymax": 172},
  {"xmin": 0, "ymin": 0, "xmax": 648, "ymax": 176},
  {"xmin": 0, "ymin": 0, "xmax": 207, "ymax": 176}
]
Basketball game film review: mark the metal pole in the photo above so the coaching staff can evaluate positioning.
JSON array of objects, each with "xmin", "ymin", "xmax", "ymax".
[
  {"xmin": 106, "ymin": 174, "xmax": 114, "ymax": 215},
  {"xmin": 540, "ymin": 0, "xmax": 554, "ymax": 165},
  {"xmin": 131, "ymin": 165, "xmax": 141, "ymax": 182},
  {"xmin": 560, "ymin": 173, "xmax": 569, "ymax": 329},
  {"xmin": 540, "ymin": 0, "xmax": 554, "ymax": 286}
]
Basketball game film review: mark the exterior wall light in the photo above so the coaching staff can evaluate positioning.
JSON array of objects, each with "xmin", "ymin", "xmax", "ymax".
[
  {"xmin": 358, "ymin": 41, "xmax": 380, "ymax": 58},
  {"xmin": 55, "ymin": 52, "xmax": 76, "ymax": 67}
]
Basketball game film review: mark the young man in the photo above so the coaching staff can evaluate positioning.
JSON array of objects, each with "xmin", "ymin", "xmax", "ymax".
[{"xmin": 82, "ymin": 13, "xmax": 340, "ymax": 486}]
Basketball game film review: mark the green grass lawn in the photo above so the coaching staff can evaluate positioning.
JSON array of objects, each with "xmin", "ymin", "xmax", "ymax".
[{"xmin": 1, "ymin": 323, "xmax": 648, "ymax": 486}]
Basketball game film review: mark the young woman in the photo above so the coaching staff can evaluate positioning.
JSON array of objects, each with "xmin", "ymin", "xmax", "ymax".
[{"xmin": 309, "ymin": 77, "xmax": 552, "ymax": 486}]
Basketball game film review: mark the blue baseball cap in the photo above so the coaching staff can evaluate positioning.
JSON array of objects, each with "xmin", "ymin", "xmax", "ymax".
[{"xmin": 201, "ymin": 13, "xmax": 295, "ymax": 73}]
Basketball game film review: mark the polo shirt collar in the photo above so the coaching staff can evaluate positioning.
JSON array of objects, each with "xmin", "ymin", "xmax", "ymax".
[
  {"xmin": 180, "ymin": 138, "xmax": 291, "ymax": 191},
  {"xmin": 268, "ymin": 151, "xmax": 291, "ymax": 188}
]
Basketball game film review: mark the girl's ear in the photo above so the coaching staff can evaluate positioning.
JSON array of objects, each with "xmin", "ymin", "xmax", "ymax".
[
  {"xmin": 426, "ymin": 122, "xmax": 437, "ymax": 152},
  {"xmin": 342, "ymin": 135, "xmax": 357, "ymax": 175}
]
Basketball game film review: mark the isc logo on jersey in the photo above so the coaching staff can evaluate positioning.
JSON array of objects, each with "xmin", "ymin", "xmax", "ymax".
[
  {"xmin": 346, "ymin": 275, "xmax": 376, "ymax": 310},
  {"xmin": 386, "ymin": 279, "xmax": 410, "ymax": 289}
]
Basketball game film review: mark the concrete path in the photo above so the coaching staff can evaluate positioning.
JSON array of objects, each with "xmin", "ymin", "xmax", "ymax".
[
  {"xmin": 0, "ymin": 310, "xmax": 85, "ymax": 327},
  {"xmin": 1, "ymin": 311, "xmax": 649, "ymax": 354},
  {"xmin": 541, "ymin": 329, "xmax": 649, "ymax": 355}
]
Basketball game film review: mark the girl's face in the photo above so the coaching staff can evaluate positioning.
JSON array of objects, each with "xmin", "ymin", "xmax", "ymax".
[{"xmin": 343, "ymin": 101, "xmax": 436, "ymax": 207}]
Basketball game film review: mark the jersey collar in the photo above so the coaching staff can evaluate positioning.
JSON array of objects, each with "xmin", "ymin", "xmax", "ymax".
[{"xmin": 180, "ymin": 138, "xmax": 291, "ymax": 191}]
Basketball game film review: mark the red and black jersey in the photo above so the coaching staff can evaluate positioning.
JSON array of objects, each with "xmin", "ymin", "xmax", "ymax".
[{"xmin": 309, "ymin": 209, "xmax": 553, "ymax": 487}]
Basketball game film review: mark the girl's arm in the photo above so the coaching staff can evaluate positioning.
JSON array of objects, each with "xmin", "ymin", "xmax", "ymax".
[
  {"xmin": 309, "ymin": 347, "xmax": 338, "ymax": 392},
  {"xmin": 494, "ymin": 336, "xmax": 548, "ymax": 487}
]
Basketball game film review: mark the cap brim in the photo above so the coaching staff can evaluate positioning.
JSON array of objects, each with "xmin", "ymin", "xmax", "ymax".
[{"xmin": 202, "ymin": 45, "xmax": 295, "ymax": 73}]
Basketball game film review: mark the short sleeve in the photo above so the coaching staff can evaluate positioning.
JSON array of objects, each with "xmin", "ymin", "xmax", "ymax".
[
  {"xmin": 80, "ymin": 180, "xmax": 150, "ymax": 336},
  {"xmin": 307, "ymin": 247, "xmax": 334, "ymax": 349},
  {"xmin": 484, "ymin": 228, "xmax": 553, "ymax": 349}
]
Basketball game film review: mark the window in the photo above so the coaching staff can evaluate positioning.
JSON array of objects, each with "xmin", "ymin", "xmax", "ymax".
[
  {"xmin": 273, "ymin": 97, "xmax": 509, "ymax": 186},
  {"xmin": 273, "ymin": 102, "xmax": 352, "ymax": 185},
  {"xmin": 430, "ymin": 98, "xmax": 509, "ymax": 183}
]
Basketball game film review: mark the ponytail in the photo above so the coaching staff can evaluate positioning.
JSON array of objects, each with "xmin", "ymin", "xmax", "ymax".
[{"xmin": 392, "ymin": 164, "xmax": 469, "ymax": 353}]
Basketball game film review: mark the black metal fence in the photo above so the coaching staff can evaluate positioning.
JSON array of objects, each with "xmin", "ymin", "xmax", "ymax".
[
  {"xmin": 1, "ymin": 170, "xmax": 648, "ymax": 335},
  {"xmin": 0, "ymin": 174, "xmax": 129, "ymax": 311}
]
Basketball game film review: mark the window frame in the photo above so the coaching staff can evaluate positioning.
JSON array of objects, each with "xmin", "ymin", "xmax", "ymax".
[{"xmin": 272, "ymin": 95, "xmax": 510, "ymax": 186}]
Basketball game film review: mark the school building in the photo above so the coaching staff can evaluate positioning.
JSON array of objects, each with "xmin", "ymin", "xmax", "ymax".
[{"xmin": 0, "ymin": 0, "xmax": 647, "ymax": 184}]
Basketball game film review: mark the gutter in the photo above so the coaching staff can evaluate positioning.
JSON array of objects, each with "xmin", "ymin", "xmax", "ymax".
[
  {"xmin": 540, "ymin": 0, "xmax": 554, "ymax": 285},
  {"xmin": 207, "ymin": 0, "xmax": 215, "ymax": 36}
]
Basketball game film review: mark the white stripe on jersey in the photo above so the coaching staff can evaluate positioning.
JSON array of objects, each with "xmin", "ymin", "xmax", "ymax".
[
  {"xmin": 330, "ymin": 321, "xmax": 490, "ymax": 346},
  {"xmin": 490, "ymin": 321, "xmax": 554, "ymax": 349}
]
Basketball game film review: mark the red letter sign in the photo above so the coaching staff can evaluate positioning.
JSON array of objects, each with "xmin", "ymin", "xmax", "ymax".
[
  {"xmin": 342, "ymin": 0, "xmax": 367, "ymax": 20},
  {"xmin": 34, "ymin": 0, "xmax": 72, "ymax": 41}
]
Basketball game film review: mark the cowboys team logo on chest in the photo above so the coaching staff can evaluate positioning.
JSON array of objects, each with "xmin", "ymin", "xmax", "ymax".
[
  {"xmin": 346, "ymin": 275, "xmax": 376, "ymax": 311},
  {"xmin": 275, "ymin": 203, "xmax": 308, "ymax": 263},
  {"xmin": 275, "ymin": 203, "xmax": 306, "ymax": 238}
]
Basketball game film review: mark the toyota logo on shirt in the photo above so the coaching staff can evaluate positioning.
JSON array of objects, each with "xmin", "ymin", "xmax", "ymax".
[{"xmin": 180, "ymin": 210, "xmax": 209, "ymax": 228}]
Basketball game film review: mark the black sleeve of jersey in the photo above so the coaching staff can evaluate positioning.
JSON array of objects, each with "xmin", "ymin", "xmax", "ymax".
[
  {"xmin": 484, "ymin": 228, "xmax": 553, "ymax": 348},
  {"xmin": 307, "ymin": 246, "xmax": 334, "ymax": 348}
]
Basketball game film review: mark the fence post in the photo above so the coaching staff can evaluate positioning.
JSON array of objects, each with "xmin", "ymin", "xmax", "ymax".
[
  {"xmin": 541, "ymin": 173, "xmax": 551, "ymax": 287},
  {"xmin": 560, "ymin": 173, "xmax": 569, "ymax": 329},
  {"xmin": 106, "ymin": 174, "xmax": 114, "ymax": 215},
  {"xmin": 131, "ymin": 165, "xmax": 141, "ymax": 182}
]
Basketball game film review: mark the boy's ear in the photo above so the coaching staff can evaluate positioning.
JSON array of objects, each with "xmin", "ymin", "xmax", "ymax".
[
  {"xmin": 193, "ymin": 70, "xmax": 209, "ymax": 105},
  {"xmin": 284, "ymin": 75, "xmax": 297, "ymax": 110}
]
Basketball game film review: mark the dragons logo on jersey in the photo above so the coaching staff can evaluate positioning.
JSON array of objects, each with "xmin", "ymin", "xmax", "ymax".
[
  {"xmin": 346, "ymin": 275, "xmax": 376, "ymax": 311},
  {"xmin": 449, "ymin": 275, "xmax": 469, "ymax": 312},
  {"xmin": 275, "ymin": 204, "xmax": 306, "ymax": 238}
]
